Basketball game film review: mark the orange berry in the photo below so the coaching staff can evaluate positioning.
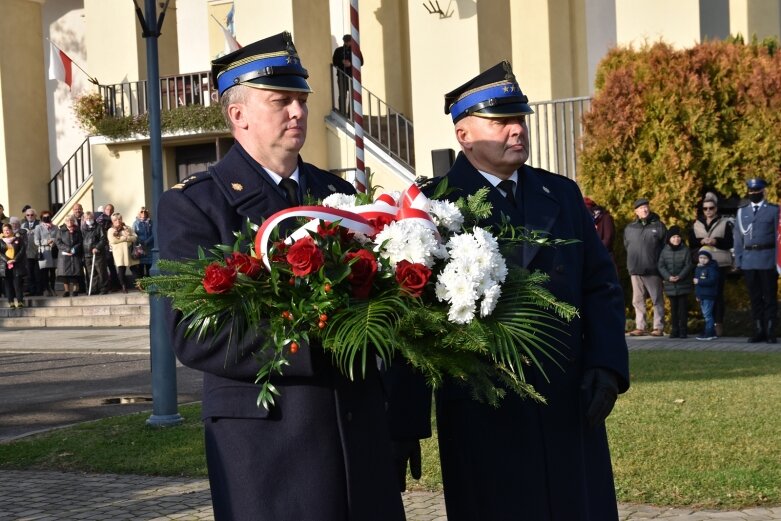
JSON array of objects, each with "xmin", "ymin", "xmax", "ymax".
[
  {"xmin": 289, "ymin": 342, "xmax": 299, "ymax": 354},
  {"xmin": 319, "ymin": 314, "xmax": 328, "ymax": 322},
  {"xmin": 288, "ymin": 277, "xmax": 295, "ymax": 286},
  {"xmin": 324, "ymin": 283, "xmax": 332, "ymax": 292},
  {"xmin": 318, "ymin": 321, "xmax": 326, "ymax": 329}
]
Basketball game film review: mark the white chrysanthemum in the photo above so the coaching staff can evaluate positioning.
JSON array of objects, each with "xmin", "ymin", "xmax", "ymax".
[
  {"xmin": 374, "ymin": 220, "xmax": 442, "ymax": 268},
  {"xmin": 322, "ymin": 193, "xmax": 357, "ymax": 210},
  {"xmin": 448, "ymin": 303, "xmax": 476, "ymax": 325},
  {"xmin": 480, "ymin": 284, "xmax": 502, "ymax": 317},
  {"xmin": 429, "ymin": 200, "xmax": 464, "ymax": 232}
]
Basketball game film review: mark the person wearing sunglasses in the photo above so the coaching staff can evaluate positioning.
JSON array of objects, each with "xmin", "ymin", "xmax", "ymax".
[{"xmin": 689, "ymin": 192, "xmax": 734, "ymax": 337}]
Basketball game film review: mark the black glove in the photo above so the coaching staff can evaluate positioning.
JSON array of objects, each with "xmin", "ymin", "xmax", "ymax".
[
  {"xmin": 391, "ymin": 440, "xmax": 422, "ymax": 492},
  {"xmin": 580, "ymin": 367, "xmax": 619, "ymax": 428}
]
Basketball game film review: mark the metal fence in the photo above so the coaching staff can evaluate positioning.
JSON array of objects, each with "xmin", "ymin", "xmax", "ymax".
[{"xmin": 527, "ymin": 96, "xmax": 592, "ymax": 181}]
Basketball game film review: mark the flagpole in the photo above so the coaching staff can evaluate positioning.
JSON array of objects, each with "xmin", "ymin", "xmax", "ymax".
[
  {"xmin": 350, "ymin": 0, "xmax": 367, "ymax": 193},
  {"xmin": 46, "ymin": 38, "xmax": 99, "ymax": 85}
]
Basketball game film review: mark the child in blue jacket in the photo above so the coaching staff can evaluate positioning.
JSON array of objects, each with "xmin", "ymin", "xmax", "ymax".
[{"xmin": 694, "ymin": 249, "xmax": 720, "ymax": 340}]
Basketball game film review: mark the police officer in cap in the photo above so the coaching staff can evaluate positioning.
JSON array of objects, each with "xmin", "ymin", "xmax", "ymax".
[
  {"xmin": 734, "ymin": 177, "xmax": 779, "ymax": 343},
  {"xmin": 157, "ymin": 32, "xmax": 404, "ymax": 521},
  {"xmin": 393, "ymin": 61, "xmax": 629, "ymax": 520}
]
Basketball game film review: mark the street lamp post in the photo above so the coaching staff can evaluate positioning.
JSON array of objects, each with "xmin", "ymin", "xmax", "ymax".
[{"xmin": 134, "ymin": 0, "xmax": 183, "ymax": 427}]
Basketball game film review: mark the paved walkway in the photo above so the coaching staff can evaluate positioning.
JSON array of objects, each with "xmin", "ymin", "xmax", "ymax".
[{"xmin": 1, "ymin": 329, "xmax": 780, "ymax": 520}]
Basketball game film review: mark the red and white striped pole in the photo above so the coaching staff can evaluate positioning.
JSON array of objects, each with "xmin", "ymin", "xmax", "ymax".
[{"xmin": 350, "ymin": 0, "xmax": 366, "ymax": 193}]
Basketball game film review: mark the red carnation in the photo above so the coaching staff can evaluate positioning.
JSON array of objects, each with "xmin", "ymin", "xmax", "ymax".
[
  {"xmin": 367, "ymin": 215, "xmax": 394, "ymax": 236},
  {"xmin": 345, "ymin": 249, "xmax": 378, "ymax": 299},
  {"xmin": 395, "ymin": 260, "xmax": 431, "ymax": 297},
  {"xmin": 226, "ymin": 251, "xmax": 263, "ymax": 279},
  {"xmin": 286, "ymin": 236, "xmax": 325, "ymax": 277},
  {"xmin": 202, "ymin": 262, "xmax": 237, "ymax": 294}
]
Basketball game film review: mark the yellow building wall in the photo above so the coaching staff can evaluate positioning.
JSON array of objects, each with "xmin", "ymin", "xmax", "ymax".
[
  {"xmin": 615, "ymin": 0, "xmax": 701, "ymax": 49},
  {"xmin": 0, "ymin": 0, "xmax": 51, "ymax": 215},
  {"xmin": 91, "ymin": 143, "xmax": 150, "ymax": 219},
  {"xmin": 85, "ymin": 0, "xmax": 143, "ymax": 84},
  {"xmin": 407, "ymin": 1, "xmax": 481, "ymax": 178},
  {"xmin": 730, "ymin": 0, "xmax": 781, "ymax": 40}
]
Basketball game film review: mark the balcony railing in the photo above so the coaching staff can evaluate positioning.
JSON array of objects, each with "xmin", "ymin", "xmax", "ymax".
[
  {"xmin": 331, "ymin": 66, "xmax": 415, "ymax": 171},
  {"xmin": 527, "ymin": 97, "xmax": 592, "ymax": 181},
  {"xmin": 99, "ymin": 72, "xmax": 216, "ymax": 118}
]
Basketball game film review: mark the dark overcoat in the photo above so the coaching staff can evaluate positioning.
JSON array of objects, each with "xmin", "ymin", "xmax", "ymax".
[
  {"xmin": 422, "ymin": 153, "xmax": 630, "ymax": 521},
  {"xmin": 157, "ymin": 143, "xmax": 404, "ymax": 521}
]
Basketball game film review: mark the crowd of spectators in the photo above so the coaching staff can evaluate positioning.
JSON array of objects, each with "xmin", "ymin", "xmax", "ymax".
[
  {"xmin": 584, "ymin": 177, "xmax": 778, "ymax": 343},
  {"xmin": 0, "ymin": 202, "xmax": 153, "ymax": 305}
]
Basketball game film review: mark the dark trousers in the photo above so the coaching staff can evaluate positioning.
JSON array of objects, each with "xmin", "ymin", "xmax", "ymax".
[
  {"xmin": 668, "ymin": 294, "xmax": 689, "ymax": 335},
  {"xmin": 3, "ymin": 273, "xmax": 23, "ymax": 303},
  {"xmin": 41, "ymin": 267, "xmax": 57, "ymax": 294},
  {"xmin": 714, "ymin": 267, "xmax": 729, "ymax": 324},
  {"xmin": 336, "ymin": 70, "xmax": 351, "ymax": 116},
  {"xmin": 25, "ymin": 258, "xmax": 42, "ymax": 295},
  {"xmin": 85, "ymin": 254, "xmax": 108, "ymax": 294},
  {"xmin": 743, "ymin": 269, "xmax": 778, "ymax": 322}
]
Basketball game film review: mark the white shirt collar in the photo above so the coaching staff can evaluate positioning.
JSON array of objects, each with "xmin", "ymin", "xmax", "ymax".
[
  {"xmin": 477, "ymin": 170, "xmax": 519, "ymax": 194},
  {"xmin": 265, "ymin": 167, "xmax": 301, "ymax": 186}
]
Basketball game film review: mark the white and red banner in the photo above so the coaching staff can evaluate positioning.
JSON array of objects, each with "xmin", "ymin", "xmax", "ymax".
[
  {"xmin": 220, "ymin": 25, "xmax": 242, "ymax": 54},
  {"xmin": 48, "ymin": 41, "xmax": 73, "ymax": 89}
]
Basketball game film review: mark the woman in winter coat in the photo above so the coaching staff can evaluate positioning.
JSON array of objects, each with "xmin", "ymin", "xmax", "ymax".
[
  {"xmin": 132, "ymin": 206, "xmax": 154, "ymax": 277},
  {"xmin": 688, "ymin": 192, "xmax": 734, "ymax": 336},
  {"xmin": 657, "ymin": 225, "xmax": 694, "ymax": 338},
  {"xmin": 34, "ymin": 210, "xmax": 59, "ymax": 296},
  {"xmin": 55, "ymin": 215, "xmax": 84, "ymax": 297},
  {"xmin": 107, "ymin": 212, "xmax": 138, "ymax": 293},
  {"xmin": 1, "ymin": 222, "xmax": 28, "ymax": 307}
]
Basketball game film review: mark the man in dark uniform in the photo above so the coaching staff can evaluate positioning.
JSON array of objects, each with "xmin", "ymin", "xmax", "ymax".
[
  {"xmin": 157, "ymin": 32, "xmax": 404, "ymax": 521},
  {"xmin": 331, "ymin": 34, "xmax": 363, "ymax": 116},
  {"xmin": 734, "ymin": 177, "xmax": 779, "ymax": 343},
  {"xmin": 396, "ymin": 62, "xmax": 630, "ymax": 520}
]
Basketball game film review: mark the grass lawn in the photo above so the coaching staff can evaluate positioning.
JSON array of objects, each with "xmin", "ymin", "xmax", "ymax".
[{"xmin": 1, "ymin": 350, "xmax": 780, "ymax": 510}]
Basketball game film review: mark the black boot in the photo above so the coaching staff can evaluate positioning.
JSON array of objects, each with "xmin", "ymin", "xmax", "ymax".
[
  {"xmin": 680, "ymin": 325, "xmax": 688, "ymax": 339},
  {"xmin": 748, "ymin": 320, "xmax": 766, "ymax": 343},
  {"xmin": 767, "ymin": 320, "xmax": 777, "ymax": 344}
]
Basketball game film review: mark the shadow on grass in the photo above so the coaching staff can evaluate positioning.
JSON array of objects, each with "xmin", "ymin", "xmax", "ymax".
[{"xmin": 629, "ymin": 350, "xmax": 781, "ymax": 383}]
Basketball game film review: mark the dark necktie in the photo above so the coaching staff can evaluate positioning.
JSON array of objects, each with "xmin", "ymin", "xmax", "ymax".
[
  {"xmin": 497, "ymin": 179, "xmax": 517, "ymax": 208},
  {"xmin": 753, "ymin": 205, "xmax": 759, "ymax": 215},
  {"xmin": 279, "ymin": 178, "xmax": 300, "ymax": 206}
]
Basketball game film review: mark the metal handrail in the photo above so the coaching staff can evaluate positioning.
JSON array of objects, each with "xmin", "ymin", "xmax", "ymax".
[
  {"xmin": 331, "ymin": 66, "xmax": 415, "ymax": 170},
  {"xmin": 48, "ymin": 137, "xmax": 92, "ymax": 215}
]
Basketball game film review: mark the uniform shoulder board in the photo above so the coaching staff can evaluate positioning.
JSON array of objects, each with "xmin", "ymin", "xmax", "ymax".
[{"xmin": 169, "ymin": 171, "xmax": 211, "ymax": 190}]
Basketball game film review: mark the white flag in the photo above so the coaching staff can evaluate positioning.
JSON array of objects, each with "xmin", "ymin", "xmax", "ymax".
[{"xmin": 221, "ymin": 25, "xmax": 242, "ymax": 54}]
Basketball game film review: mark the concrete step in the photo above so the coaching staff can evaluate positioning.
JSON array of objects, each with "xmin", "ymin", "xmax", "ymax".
[{"xmin": 0, "ymin": 293, "xmax": 151, "ymax": 328}]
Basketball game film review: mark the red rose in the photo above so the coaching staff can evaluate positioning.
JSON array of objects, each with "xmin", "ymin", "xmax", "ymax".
[
  {"xmin": 395, "ymin": 260, "xmax": 431, "ymax": 297},
  {"xmin": 317, "ymin": 221, "xmax": 354, "ymax": 244},
  {"xmin": 367, "ymin": 215, "xmax": 394, "ymax": 236},
  {"xmin": 345, "ymin": 249, "xmax": 378, "ymax": 298},
  {"xmin": 202, "ymin": 262, "xmax": 237, "ymax": 294},
  {"xmin": 226, "ymin": 251, "xmax": 263, "ymax": 279},
  {"xmin": 286, "ymin": 236, "xmax": 324, "ymax": 277},
  {"xmin": 270, "ymin": 240, "xmax": 289, "ymax": 263}
]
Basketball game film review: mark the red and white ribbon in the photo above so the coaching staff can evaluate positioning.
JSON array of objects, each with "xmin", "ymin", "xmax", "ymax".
[{"xmin": 254, "ymin": 184, "xmax": 438, "ymax": 270}]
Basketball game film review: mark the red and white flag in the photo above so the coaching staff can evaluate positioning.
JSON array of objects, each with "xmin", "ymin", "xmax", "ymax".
[
  {"xmin": 48, "ymin": 41, "xmax": 73, "ymax": 88},
  {"xmin": 220, "ymin": 25, "xmax": 241, "ymax": 54}
]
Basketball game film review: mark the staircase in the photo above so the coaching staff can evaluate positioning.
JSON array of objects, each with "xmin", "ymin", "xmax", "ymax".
[{"xmin": 0, "ymin": 293, "xmax": 150, "ymax": 328}]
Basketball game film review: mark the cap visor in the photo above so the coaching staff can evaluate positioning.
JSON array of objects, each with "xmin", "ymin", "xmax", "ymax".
[
  {"xmin": 472, "ymin": 103, "xmax": 534, "ymax": 118},
  {"xmin": 243, "ymin": 75, "xmax": 313, "ymax": 93}
]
